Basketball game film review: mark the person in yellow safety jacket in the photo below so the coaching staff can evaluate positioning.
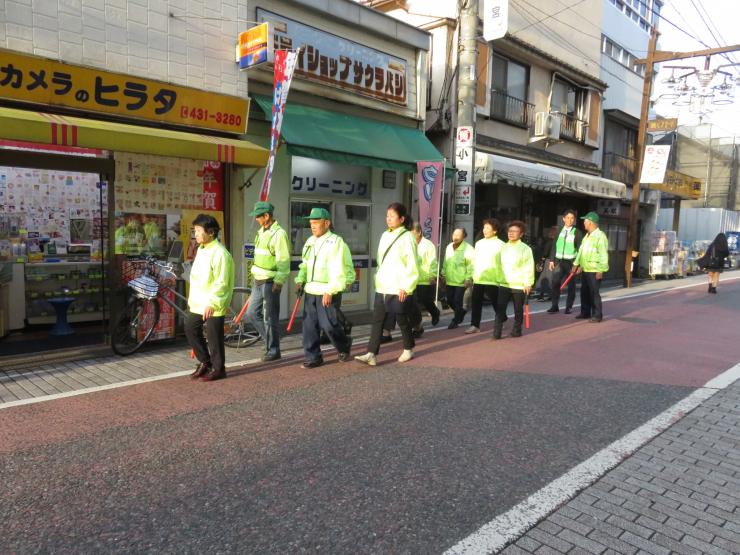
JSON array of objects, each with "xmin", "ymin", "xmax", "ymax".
[
  {"xmin": 244, "ymin": 201, "xmax": 291, "ymax": 362},
  {"xmin": 572, "ymin": 211, "xmax": 609, "ymax": 323},
  {"xmin": 185, "ymin": 213, "xmax": 235, "ymax": 382},
  {"xmin": 355, "ymin": 203, "xmax": 419, "ymax": 367},
  {"xmin": 466, "ymin": 218, "xmax": 505, "ymax": 334},
  {"xmin": 319, "ymin": 229, "xmax": 356, "ymax": 345},
  {"xmin": 408, "ymin": 222, "xmax": 442, "ymax": 337},
  {"xmin": 294, "ymin": 207, "xmax": 353, "ymax": 368},
  {"xmin": 442, "ymin": 227, "xmax": 474, "ymax": 329},
  {"xmin": 493, "ymin": 220, "xmax": 534, "ymax": 340}
]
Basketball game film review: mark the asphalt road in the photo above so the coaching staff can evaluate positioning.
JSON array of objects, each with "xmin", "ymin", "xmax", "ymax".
[{"xmin": 2, "ymin": 280, "xmax": 739, "ymax": 554}]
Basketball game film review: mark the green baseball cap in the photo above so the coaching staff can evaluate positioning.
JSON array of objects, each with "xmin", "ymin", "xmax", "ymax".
[
  {"xmin": 303, "ymin": 207, "xmax": 332, "ymax": 220},
  {"xmin": 248, "ymin": 201, "xmax": 274, "ymax": 216},
  {"xmin": 581, "ymin": 211, "xmax": 600, "ymax": 224}
]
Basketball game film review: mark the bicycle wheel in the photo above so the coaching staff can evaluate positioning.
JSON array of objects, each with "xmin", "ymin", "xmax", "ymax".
[
  {"xmin": 223, "ymin": 307, "xmax": 260, "ymax": 349},
  {"xmin": 111, "ymin": 296, "xmax": 160, "ymax": 355}
]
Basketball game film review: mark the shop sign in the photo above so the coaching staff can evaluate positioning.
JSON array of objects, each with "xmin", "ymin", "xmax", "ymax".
[
  {"xmin": 454, "ymin": 185, "xmax": 472, "ymax": 216},
  {"xmin": 647, "ymin": 118, "xmax": 678, "ymax": 133},
  {"xmin": 291, "ymin": 156, "xmax": 370, "ymax": 199},
  {"xmin": 0, "ymin": 48, "xmax": 249, "ymax": 134},
  {"xmin": 455, "ymin": 132, "xmax": 473, "ymax": 215},
  {"xmin": 257, "ymin": 8, "xmax": 408, "ymax": 107},
  {"xmin": 639, "ymin": 145, "xmax": 671, "ymax": 184},
  {"xmin": 238, "ymin": 22, "xmax": 272, "ymax": 70},
  {"xmin": 483, "ymin": 0, "xmax": 509, "ymax": 42},
  {"xmin": 597, "ymin": 199, "xmax": 622, "ymax": 217},
  {"xmin": 650, "ymin": 169, "xmax": 702, "ymax": 200}
]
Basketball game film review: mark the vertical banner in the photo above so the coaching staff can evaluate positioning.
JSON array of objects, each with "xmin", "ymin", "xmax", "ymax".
[
  {"xmin": 417, "ymin": 161, "xmax": 444, "ymax": 245},
  {"xmin": 259, "ymin": 49, "xmax": 299, "ymax": 201}
]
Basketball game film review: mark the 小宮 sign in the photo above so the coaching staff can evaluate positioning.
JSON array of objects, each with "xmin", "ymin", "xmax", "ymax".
[
  {"xmin": 0, "ymin": 48, "xmax": 249, "ymax": 134},
  {"xmin": 238, "ymin": 22, "xmax": 272, "ymax": 70}
]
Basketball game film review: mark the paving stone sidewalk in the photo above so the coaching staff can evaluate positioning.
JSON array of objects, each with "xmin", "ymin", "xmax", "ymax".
[{"xmin": 501, "ymin": 378, "xmax": 740, "ymax": 555}]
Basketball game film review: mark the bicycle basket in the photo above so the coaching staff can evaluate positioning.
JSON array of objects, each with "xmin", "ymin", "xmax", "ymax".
[{"xmin": 128, "ymin": 275, "xmax": 159, "ymax": 299}]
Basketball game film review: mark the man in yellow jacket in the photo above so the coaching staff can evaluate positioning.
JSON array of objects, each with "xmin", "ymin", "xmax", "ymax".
[
  {"xmin": 245, "ymin": 201, "xmax": 291, "ymax": 362},
  {"xmin": 185, "ymin": 213, "xmax": 234, "ymax": 381},
  {"xmin": 442, "ymin": 227, "xmax": 474, "ymax": 329},
  {"xmin": 573, "ymin": 211, "xmax": 609, "ymax": 322},
  {"xmin": 295, "ymin": 208, "xmax": 352, "ymax": 368},
  {"xmin": 493, "ymin": 220, "xmax": 534, "ymax": 339}
]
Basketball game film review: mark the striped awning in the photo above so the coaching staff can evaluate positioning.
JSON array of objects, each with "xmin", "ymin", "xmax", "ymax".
[{"xmin": 0, "ymin": 106, "xmax": 268, "ymax": 166}]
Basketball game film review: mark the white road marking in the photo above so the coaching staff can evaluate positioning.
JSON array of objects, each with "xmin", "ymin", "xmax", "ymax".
[{"xmin": 443, "ymin": 362, "xmax": 740, "ymax": 555}]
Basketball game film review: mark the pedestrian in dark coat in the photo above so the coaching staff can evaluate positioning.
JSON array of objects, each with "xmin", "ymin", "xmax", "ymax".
[{"xmin": 698, "ymin": 233, "xmax": 730, "ymax": 294}]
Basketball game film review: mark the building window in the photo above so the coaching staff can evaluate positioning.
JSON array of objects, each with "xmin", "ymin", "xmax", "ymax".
[
  {"xmin": 602, "ymin": 35, "xmax": 645, "ymax": 76},
  {"xmin": 551, "ymin": 78, "xmax": 593, "ymax": 143},
  {"xmin": 608, "ymin": 0, "xmax": 661, "ymax": 32},
  {"xmin": 490, "ymin": 54, "xmax": 533, "ymax": 127}
]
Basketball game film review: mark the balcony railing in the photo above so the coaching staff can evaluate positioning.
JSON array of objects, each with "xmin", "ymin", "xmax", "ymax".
[
  {"xmin": 490, "ymin": 90, "xmax": 535, "ymax": 128},
  {"xmin": 603, "ymin": 152, "xmax": 637, "ymax": 184},
  {"xmin": 558, "ymin": 113, "xmax": 587, "ymax": 142}
]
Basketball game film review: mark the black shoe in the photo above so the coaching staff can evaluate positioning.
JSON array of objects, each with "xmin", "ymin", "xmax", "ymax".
[
  {"xmin": 190, "ymin": 362, "xmax": 210, "ymax": 380},
  {"xmin": 412, "ymin": 327, "xmax": 424, "ymax": 338},
  {"xmin": 261, "ymin": 353, "xmax": 281, "ymax": 362},
  {"xmin": 589, "ymin": 317, "xmax": 602, "ymax": 323},
  {"xmin": 302, "ymin": 358, "xmax": 324, "ymax": 369},
  {"xmin": 448, "ymin": 320, "xmax": 459, "ymax": 330},
  {"xmin": 510, "ymin": 329, "xmax": 522, "ymax": 338},
  {"xmin": 200, "ymin": 369, "xmax": 226, "ymax": 381},
  {"xmin": 338, "ymin": 352, "xmax": 351, "ymax": 362},
  {"xmin": 708, "ymin": 284, "xmax": 713, "ymax": 293},
  {"xmin": 710, "ymin": 286, "xmax": 717, "ymax": 294},
  {"xmin": 431, "ymin": 312, "xmax": 440, "ymax": 326},
  {"xmin": 380, "ymin": 334, "xmax": 393, "ymax": 344},
  {"xmin": 564, "ymin": 308, "xmax": 572, "ymax": 314},
  {"xmin": 546, "ymin": 307, "xmax": 559, "ymax": 314},
  {"xmin": 574, "ymin": 314, "xmax": 589, "ymax": 320}
]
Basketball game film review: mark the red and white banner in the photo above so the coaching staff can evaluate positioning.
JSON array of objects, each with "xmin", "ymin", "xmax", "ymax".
[
  {"xmin": 260, "ymin": 49, "xmax": 298, "ymax": 201},
  {"xmin": 417, "ymin": 161, "xmax": 444, "ymax": 245}
]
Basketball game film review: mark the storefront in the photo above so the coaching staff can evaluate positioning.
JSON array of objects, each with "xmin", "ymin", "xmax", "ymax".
[
  {"xmin": 0, "ymin": 49, "xmax": 268, "ymax": 358},
  {"xmin": 474, "ymin": 152, "xmax": 628, "ymax": 278}
]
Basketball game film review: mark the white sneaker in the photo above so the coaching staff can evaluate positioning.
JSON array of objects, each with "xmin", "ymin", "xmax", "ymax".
[
  {"xmin": 354, "ymin": 352, "xmax": 377, "ymax": 366},
  {"xmin": 398, "ymin": 349, "xmax": 414, "ymax": 362},
  {"xmin": 465, "ymin": 326, "xmax": 480, "ymax": 334}
]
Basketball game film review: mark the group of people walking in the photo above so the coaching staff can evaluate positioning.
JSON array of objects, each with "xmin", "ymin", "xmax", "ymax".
[{"xmin": 182, "ymin": 201, "xmax": 611, "ymax": 381}]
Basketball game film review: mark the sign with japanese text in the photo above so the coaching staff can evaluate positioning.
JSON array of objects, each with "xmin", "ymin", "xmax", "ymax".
[
  {"xmin": 454, "ymin": 185, "xmax": 471, "ymax": 216},
  {"xmin": 650, "ymin": 169, "xmax": 702, "ymax": 200},
  {"xmin": 483, "ymin": 0, "xmax": 509, "ymax": 42},
  {"xmin": 417, "ymin": 161, "xmax": 444, "ymax": 245},
  {"xmin": 597, "ymin": 198, "xmax": 622, "ymax": 217},
  {"xmin": 639, "ymin": 145, "xmax": 671, "ymax": 184},
  {"xmin": 455, "ymin": 126, "xmax": 473, "ymax": 215},
  {"xmin": 291, "ymin": 156, "xmax": 370, "ymax": 198},
  {"xmin": 260, "ymin": 49, "xmax": 298, "ymax": 201},
  {"xmin": 238, "ymin": 22, "xmax": 272, "ymax": 70},
  {"xmin": 456, "ymin": 126, "xmax": 473, "ymax": 147},
  {"xmin": 0, "ymin": 48, "xmax": 249, "ymax": 134},
  {"xmin": 647, "ymin": 118, "xmax": 678, "ymax": 133},
  {"xmin": 257, "ymin": 8, "xmax": 408, "ymax": 107}
]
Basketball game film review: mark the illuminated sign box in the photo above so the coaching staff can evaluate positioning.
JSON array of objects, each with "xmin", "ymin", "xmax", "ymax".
[{"xmin": 238, "ymin": 22, "xmax": 273, "ymax": 70}]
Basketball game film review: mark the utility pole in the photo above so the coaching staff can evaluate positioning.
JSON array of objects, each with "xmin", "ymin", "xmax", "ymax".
[
  {"xmin": 453, "ymin": 0, "xmax": 478, "ymax": 239},
  {"xmin": 624, "ymin": 37, "xmax": 740, "ymax": 287}
]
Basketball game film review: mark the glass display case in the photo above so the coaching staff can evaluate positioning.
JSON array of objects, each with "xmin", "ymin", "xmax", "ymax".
[{"xmin": 24, "ymin": 262, "xmax": 108, "ymax": 325}]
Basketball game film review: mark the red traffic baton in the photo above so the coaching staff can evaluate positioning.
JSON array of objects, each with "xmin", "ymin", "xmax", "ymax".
[
  {"xmin": 286, "ymin": 295, "xmax": 302, "ymax": 333},
  {"xmin": 525, "ymin": 293, "xmax": 530, "ymax": 329},
  {"xmin": 560, "ymin": 271, "xmax": 575, "ymax": 291}
]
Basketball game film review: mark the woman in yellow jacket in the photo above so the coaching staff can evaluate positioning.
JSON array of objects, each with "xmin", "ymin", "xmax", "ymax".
[
  {"xmin": 355, "ymin": 203, "xmax": 419, "ymax": 366},
  {"xmin": 466, "ymin": 218, "xmax": 505, "ymax": 334},
  {"xmin": 493, "ymin": 220, "xmax": 534, "ymax": 340}
]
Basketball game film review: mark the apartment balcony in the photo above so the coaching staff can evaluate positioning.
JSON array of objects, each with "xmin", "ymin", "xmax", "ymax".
[
  {"xmin": 490, "ymin": 90, "xmax": 535, "ymax": 129},
  {"xmin": 603, "ymin": 152, "xmax": 637, "ymax": 185},
  {"xmin": 558, "ymin": 113, "xmax": 587, "ymax": 143}
]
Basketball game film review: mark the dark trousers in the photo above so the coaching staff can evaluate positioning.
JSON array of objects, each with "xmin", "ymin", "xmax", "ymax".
[
  {"xmin": 446, "ymin": 285, "xmax": 467, "ymax": 324},
  {"xmin": 245, "ymin": 280, "xmax": 281, "ymax": 357},
  {"xmin": 185, "ymin": 311, "xmax": 225, "ymax": 373},
  {"xmin": 409, "ymin": 284, "xmax": 440, "ymax": 328},
  {"xmin": 471, "ymin": 284, "xmax": 499, "ymax": 328},
  {"xmin": 302, "ymin": 293, "xmax": 350, "ymax": 362},
  {"xmin": 334, "ymin": 293, "xmax": 352, "ymax": 332},
  {"xmin": 550, "ymin": 259, "xmax": 577, "ymax": 310},
  {"xmin": 368, "ymin": 293, "xmax": 415, "ymax": 354},
  {"xmin": 580, "ymin": 272, "xmax": 603, "ymax": 320},
  {"xmin": 495, "ymin": 287, "xmax": 525, "ymax": 332}
]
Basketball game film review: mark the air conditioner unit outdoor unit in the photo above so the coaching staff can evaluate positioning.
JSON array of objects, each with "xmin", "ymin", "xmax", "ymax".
[{"xmin": 531, "ymin": 112, "xmax": 561, "ymax": 142}]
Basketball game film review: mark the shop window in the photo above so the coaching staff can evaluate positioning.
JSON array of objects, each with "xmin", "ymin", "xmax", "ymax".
[{"xmin": 289, "ymin": 201, "xmax": 369, "ymax": 256}]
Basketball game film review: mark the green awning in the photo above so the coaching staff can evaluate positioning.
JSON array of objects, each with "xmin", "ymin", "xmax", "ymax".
[{"xmin": 253, "ymin": 95, "xmax": 448, "ymax": 174}]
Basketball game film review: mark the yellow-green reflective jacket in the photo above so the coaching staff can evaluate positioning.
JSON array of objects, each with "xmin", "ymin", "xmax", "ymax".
[
  {"xmin": 342, "ymin": 239, "xmax": 356, "ymax": 288},
  {"xmin": 416, "ymin": 236, "xmax": 439, "ymax": 285},
  {"xmin": 251, "ymin": 221, "xmax": 290, "ymax": 285},
  {"xmin": 442, "ymin": 241, "xmax": 474, "ymax": 286},
  {"xmin": 499, "ymin": 241, "xmax": 535, "ymax": 290},
  {"xmin": 375, "ymin": 227, "xmax": 419, "ymax": 294},
  {"xmin": 473, "ymin": 236, "xmax": 505, "ymax": 285},
  {"xmin": 295, "ymin": 231, "xmax": 351, "ymax": 295},
  {"xmin": 188, "ymin": 239, "xmax": 234, "ymax": 317},
  {"xmin": 574, "ymin": 228, "xmax": 609, "ymax": 272}
]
